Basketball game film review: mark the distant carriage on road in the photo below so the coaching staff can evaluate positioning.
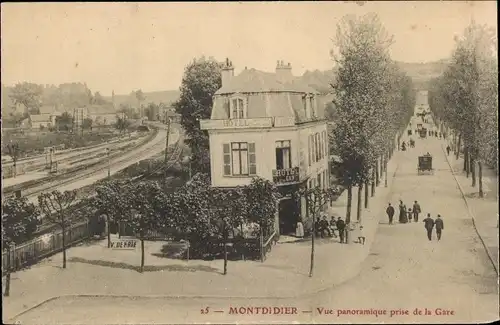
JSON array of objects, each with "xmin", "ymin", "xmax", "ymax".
[
  {"xmin": 419, "ymin": 128, "xmax": 427, "ymax": 138},
  {"xmin": 417, "ymin": 155, "xmax": 434, "ymax": 175},
  {"xmin": 408, "ymin": 129, "xmax": 412, "ymax": 136}
]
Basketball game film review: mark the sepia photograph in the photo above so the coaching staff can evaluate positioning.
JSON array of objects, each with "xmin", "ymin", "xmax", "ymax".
[{"xmin": 1, "ymin": 1, "xmax": 498, "ymax": 324}]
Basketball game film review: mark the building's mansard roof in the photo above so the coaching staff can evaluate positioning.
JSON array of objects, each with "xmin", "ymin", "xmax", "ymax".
[
  {"xmin": 215, "ymin": 68, "xmax": 319, "ymax": 95},
  {"xmin": 211, "ymin": 91, "xmax": 333, "ymax": 123}
]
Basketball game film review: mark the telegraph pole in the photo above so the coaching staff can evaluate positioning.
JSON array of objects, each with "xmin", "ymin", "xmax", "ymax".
[
  {"xmin": 164, "ymin": 117, "xmax": 171, "ymax": 164},
  {"xmin": 106, "ymin": 147, "xmax": 111, "ymax": 178}
]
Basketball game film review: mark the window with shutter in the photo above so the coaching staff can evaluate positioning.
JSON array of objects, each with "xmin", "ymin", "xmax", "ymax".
[
  {"xmin": 223, "ymin": 144, "xmax": 231, "ymax": 175},
  {"xmin": 249, "ymin": 143, "xmax": 256, "ymax": 175}
]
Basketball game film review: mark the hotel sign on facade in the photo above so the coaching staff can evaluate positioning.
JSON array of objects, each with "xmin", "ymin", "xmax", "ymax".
[
  {"xmin": 200, "ymin": 118, "xmax": 273, "ymax": 130},
  {"xmin": 272, "ymin": 167, "xmax": 300, "ymax": 185}
]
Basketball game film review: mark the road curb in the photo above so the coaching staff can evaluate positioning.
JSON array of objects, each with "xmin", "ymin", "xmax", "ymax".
[{"xmin": 441, "ymin": 144, "xmax": 499, "ymax": 276}]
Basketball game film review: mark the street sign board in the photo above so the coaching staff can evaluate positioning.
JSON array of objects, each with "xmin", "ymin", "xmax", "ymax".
[
  {"xmin": 272, "ymin": 167, "xmax": 300, "ymax": 185},
  {"xmin": 110, "ymin": 239, "xmax": 138, "ymax": 250}
]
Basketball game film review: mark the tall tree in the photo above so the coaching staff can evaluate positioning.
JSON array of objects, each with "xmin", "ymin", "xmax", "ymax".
[
  {"xmin": 174, "ymin": 57, "xmax": 222, "ymax": 175},
  {"xmin": 2, "ymin": 197, "xmax": 40, "ymax": 296},
  {"xmin": 428, "ymin": 22, "xmax": 498, "ymax": 196},
  {"xmin": 37, "ymin": 190, "xmax": 77, "ymax": 269},
  {"xmin": 9, "ymin": 82, "xmax": 43, "ymax": 114},
  {"xmin": 331, "ymin": 13, "xmax": 393, "ymax": 227}
]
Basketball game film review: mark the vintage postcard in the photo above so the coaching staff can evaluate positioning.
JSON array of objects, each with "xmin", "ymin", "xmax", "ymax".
[{"xmin": 1, "ymin": 1, "xmax": 498, "ymax": 324}]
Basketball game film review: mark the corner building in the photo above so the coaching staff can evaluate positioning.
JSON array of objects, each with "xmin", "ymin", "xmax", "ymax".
[{"xmin": 200, "ymin": 59, "xmax": 330, "ymax": 236}]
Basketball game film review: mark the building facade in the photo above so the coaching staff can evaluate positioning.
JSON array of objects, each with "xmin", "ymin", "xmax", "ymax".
[{"xmin": 201, "ymin": 59, "xmax": 330, "ymax": 236}]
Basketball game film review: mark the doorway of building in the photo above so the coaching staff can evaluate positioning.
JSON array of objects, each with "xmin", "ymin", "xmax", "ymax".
[{"xmin": 278, "ymin": 197, "xmax": 300, "ymax": 236}]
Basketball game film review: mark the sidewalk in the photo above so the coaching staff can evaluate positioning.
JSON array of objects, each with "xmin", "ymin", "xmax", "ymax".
[
  {"xmin": 3, "ymin": 150, "xmax": 404, "ymax": 322},
  {"xmin": 442, "ymin": 143, "xmax": 499, "ymax": 274}
]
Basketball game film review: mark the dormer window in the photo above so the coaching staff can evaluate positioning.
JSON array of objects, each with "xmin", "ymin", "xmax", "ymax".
[
  {"xmin": 230, "ymin": 96, "xmax": 246, "ymax": 119},
  {"xmin": 303, "ymin": 94, "xmax": 313, "ymax": 119}
]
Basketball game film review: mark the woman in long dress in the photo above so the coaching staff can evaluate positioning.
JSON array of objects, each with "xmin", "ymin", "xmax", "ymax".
[
  {"xmin": 399, "ymin": 201, "xmax": 407, "ymax": 223},
  {"xmin": 295, "ymin": 221, "xmax": 304, "ymax": 238}
]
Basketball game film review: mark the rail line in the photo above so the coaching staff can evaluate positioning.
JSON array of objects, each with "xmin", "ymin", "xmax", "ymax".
[
  {"xmin": 32, "ymin": 129, "xmax": 185, "ymax": 235},
  {"xmin": 23, "ymin": 131, "xmax": 166, "ymax": 201},
  {"xmin": 3, "ymin": 130, "xmax": 158, "ymax": 197}
]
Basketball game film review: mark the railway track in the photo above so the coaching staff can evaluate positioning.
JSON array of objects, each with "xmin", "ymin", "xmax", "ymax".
[
  {"xmin": 3, "ymin": 130, "xmax": 159, "ymax": 197},
  {"xmin": 23, "ymin": 131, "xmax": 166, "ymax": 201},
  {"xmin": 32, "ymin": 129, "xmax": 185, "ymax": 235}
]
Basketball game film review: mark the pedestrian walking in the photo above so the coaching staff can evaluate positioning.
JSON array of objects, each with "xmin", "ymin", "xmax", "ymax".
[
  {"xmin": 435, "ymin": 215, "xmax": 444, "ymax": 241},
  {"xmin": 446, "ymin": 145, "xmax": 451, "ymax": 156},
  {"xmin": 408, "ymin": 208, "xmax": 413, "ymax": 222},
  {"xmin": 398, "ymin": 200, "xmax": 407, "ymax": 223},
  {"xmin": 386, "ymin": 203, "xmax": 395, "ymax": 224},
  {"xmin": 357, "ymin": 223, "xmax": 366, "ymax": 245},
  {"xmin": 413, "ymin": 200, "xmax": 421, "ymax": 222},
  {"xmin": 336, "ymin": 217, "xmax": 346, "ymax": 243},
  {"xmin": 295, "ymin": 221, "xmax": 304, "ymax": 238},
  {"xmin": 423, "ymin": 213, "xmax": 435, "ymax": 241}
]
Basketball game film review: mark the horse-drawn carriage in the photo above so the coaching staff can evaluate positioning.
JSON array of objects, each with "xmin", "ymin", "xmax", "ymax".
[
  {"xmin": 419, "ymin": 128, "xmax": 427, "ymax": 138},
  {"xmin": 417, "ymin": 154, "xmax": 434, "ymax": 175}
]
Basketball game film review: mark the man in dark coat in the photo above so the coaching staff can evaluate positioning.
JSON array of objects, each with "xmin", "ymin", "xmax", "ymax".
[
  {"xmin": 446, "ymin": 145, "xmax": 451, "ymax": 156},
  {"xmin": 413, "ymin": 200, "xmax": 421, "ymax": 222},
  {"xmin": 386, "ymin": 203, "xmax": 395, "ymax": 225},
  {"xmin": 336, "ymin": 217, "xmax": 346, "ymax": 243},
  {"xmin": 423, "ymin": 213, "xmax": 435, "ymax": 241},
  {"xmin": 435, "ymin": 214, "xmax": 444, "ymax": 241}
]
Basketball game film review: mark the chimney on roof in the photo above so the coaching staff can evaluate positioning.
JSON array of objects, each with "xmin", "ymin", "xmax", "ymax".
[
  {"xmin": 221, "ymin": 57, "xmax": 234, "ymax": 87},
  {"xmin": 276, "ymin": 60, "xmax": 293, "ymax": 83}
]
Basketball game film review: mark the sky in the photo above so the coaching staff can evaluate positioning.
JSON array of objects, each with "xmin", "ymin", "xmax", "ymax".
[{"xmin": 1, "ymin": 1, "xmax": 497, "ymax": 95}]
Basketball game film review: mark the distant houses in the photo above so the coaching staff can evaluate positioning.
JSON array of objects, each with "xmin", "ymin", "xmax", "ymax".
[
  {"xmin": 28, "ymin": 114, "xmax": 53, "ymax": 129},
  {"xmin": 24, "ymin": 103, "xmax": 119, "ymax": 130},
  {"xmin": 74, "ymin": 104, "xmax": 118, "ymax": 126}
]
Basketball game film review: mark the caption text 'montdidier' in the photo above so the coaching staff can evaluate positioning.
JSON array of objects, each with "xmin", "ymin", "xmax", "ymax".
[{"xmin": 200, "ymin": 306, "xmax": 456, "ymax": 317}]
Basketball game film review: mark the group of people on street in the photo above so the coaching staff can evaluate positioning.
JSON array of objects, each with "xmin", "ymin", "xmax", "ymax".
[
  {"xmin": 424, "ymin": 213, "xmax": 444, "ymax": 241},
  {"xmin": 385, "ymin": 200, "xmax": 422, "ymax": 224},
  {"xmin": 386, "ymin": 201, "xmax": 445, "ymax": 241},
  {"xmin": 294, "ymin": 215, "xmax": 366, "ymax": 245}
]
